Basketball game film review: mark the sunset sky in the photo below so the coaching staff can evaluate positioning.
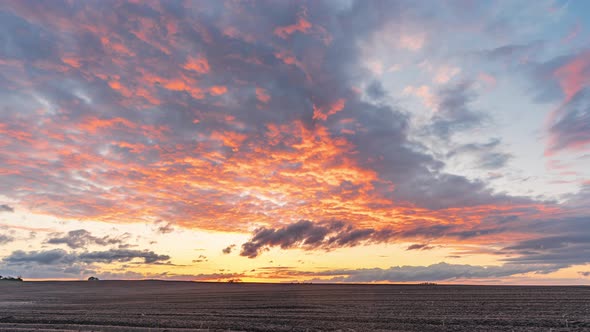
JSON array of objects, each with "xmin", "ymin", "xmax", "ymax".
[{"xmin": 1, "ymin": 0, "xmax": 590, "ymax": 284}]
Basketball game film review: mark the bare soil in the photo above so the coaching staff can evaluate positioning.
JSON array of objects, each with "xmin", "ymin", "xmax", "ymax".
[{"xmin": 0, "ymin": 281, "xmax": 589, "ymax": 331}]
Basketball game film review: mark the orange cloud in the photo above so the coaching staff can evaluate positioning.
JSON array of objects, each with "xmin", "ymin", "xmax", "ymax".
[
  {"xmin": 209, "ymin": 86, "xmax": 228, "ymax": 96},
  {"xmin": 274, "ymin": 15, "xmax": 312, "ymax": 39},
  {"xmin": 313, "ymin": 99, "xmax": 346, "ymax": 121},
  {"xmin": 108, "ymin": 80, "xmax": 132, "ymax": 97},
  {"xmin": 100, "ymin": 36, "xmax": 135, "ymax": 56},
  {"xmin": 184, "ymin": 56, "xmax": 210, "ymax": 74},
  {"xmin": 62, "ymin": 57, "xmax": 81, "ymax": 68},
  {"xmin": 255, "ymin": 88, "xmax": 270, "ymax": 103}
]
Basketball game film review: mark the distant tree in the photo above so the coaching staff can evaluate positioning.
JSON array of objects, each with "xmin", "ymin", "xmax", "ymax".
[
  {"xmin": 88, "ymin": 276, "xmax": 100, "ymax": 281},
  {"xmin": 0, "ymin": 275, "xmax": 23, "ymax": 282}
]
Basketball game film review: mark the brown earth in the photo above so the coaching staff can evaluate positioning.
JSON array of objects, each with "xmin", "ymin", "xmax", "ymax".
[{"xmin": 0, "ymin": 281, "xmax": 589, "ymax": 331}]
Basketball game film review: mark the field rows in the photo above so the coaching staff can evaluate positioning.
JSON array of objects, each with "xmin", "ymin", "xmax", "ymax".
[{"xmin": 1, "ymin": 281, "xmax": 589, "ymax": 331}]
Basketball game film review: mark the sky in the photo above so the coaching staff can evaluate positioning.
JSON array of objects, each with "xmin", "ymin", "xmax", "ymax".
[{"xmin": 1, "ymin": 0, "xmax": 590, "ymax": 284}]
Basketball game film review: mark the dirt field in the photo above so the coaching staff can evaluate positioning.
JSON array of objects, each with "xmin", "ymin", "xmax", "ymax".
[{"xmin": 0, "ymin": 281, "xmax": 589, "ymax": 331}]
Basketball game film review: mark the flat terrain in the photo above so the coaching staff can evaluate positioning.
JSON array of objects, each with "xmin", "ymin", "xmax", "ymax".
[{"xmin": 0, "ymin": 281, "xmax": 589, "ymax": 331}]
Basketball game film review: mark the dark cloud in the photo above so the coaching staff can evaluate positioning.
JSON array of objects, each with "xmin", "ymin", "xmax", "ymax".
[
  {"xmin": 366, "ymin": 80, "xmax": 386, "ymax": 99},
  {"xmin": 0, "ymin": 204, "xmax": 14, "ymax": 213},
  {"xmin": 501, "ymin": 235, "xmax": 590, "ymax": 266},
  {"xmin": 222, "ymin": 244, "xmax": 235, "ymax": 254},
  {"xmin": 156, "ymin": 221, "xmax": 175, "ymax": 234},
  {"xmin": 3, "ymin": 248, "xmax": 169, "ymax": 265},
  {"xmin": 321, "ymin": 262, "xmax": 561, "ymax": 283},
  {"xmin": 78, "ymin": 249, "xmax": 170, "ymax": 264},
  {"xmin": 0, "ymin": 234, "xmax": 15, "ymax": 245},
  {"xmin": 239, "ymin": 220, "xmax": 505, "ymax": 258},
  {"xmin": 4, "ymin": 249, "xmax": 76, "ymax": 265},
  {"xmin": 406, "ymin": 243, "xmax": 434, "ymax": 251},
  {"xmin": 238, "ymin": 210, "xmax": 590, "ymax": 259},
  {"xmin": 579, "ymin": 271, "xmax": 590, "ymax": 277},
  {"xmin": 47, "ymin": 229, "xmax": 130, "ymax": 249},
  {"xmin": 240, "ymin": 220, "xmax": 386, "ymax": 258},
  {"xmin": 192, "ymin": 254, "xmax": 207, "ymax": 263}
]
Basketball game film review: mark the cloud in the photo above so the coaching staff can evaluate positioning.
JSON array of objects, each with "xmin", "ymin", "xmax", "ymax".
[
  {"xmin": 222, "ymin": 244, "xmax": 235, "ymax": 254},
  {"xmin": 240, "ymin": 220, "xmax": 394, "ymax": 258},
  {"xmin": 321, "ymin": 262, "xmax": 562, "ymax": 283},
  {"xmin": 0, "ymin": 0, "xmax": 536, "ymax": 231},
  {"xmin": 447, "ymin": 139, "xmax": 512, "ymax": 170},
  {"xmin": 501, "ymin": 235, "xmax": 590, "ymax": 266},
  {"xmin": 427, "ymin": 81, "xmax": 487, "ymax": 139},
  {"xmin": 78, "ymin": 249, "xmax": 170, "ymax": 264},
  {"xmin": 480, "ymin": 41, "xmax": 544, "ymax": 65},
  {"xmin": 274, "ymin": 10, "xmax": 312, "ymax": 39},
  {"xmin": 156, "ymin": 221, "xmax": 175, "ymax": 234},
  {"xmin": 192, "ymin": 254, "xmax": 207, "ymax": 263},
  {"xmin": 0, "ymin": 234, "xmax": 15, "ymax": 245},
  {"xmin": 3, "ymin": 248, "xmax": 170, "ymax": 265},
  {"xmin": 46, "ymin": 229, "xmax": 130, "ymax": 249},
  {"xmin": 0, "ymin": 205, "xmax": 14, "ymax": 213},
  {"xmin": 239, "ymin": 219, "xmax": 522, "ymax": 258},
  {"xmin": 406, "ymin": 243, "xmax": 434, "ymax": 251},
  {"xmin": 4, "ymin": 249, "xmax": 76, "ymax": 265},
  {"xmin": 547, "ymin": 87, "xmax": 590, "ymax": 153}
]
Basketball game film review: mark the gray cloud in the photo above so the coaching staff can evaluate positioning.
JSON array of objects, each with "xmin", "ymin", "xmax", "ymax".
[
  {"xmin": 406, "ymin": 243, "xmax": 434, "ymax": 251},
  {"xmin": 0, "ymin": 234, "xmax": 14, "ymax": 245},
  {"xmin": 547, "ymin": 88, "xmax": 590, "ymax": 153},
  {"xmin": 478, "ymin": 151, "xmax": 512, "ymax": 169},
  {"xmin": 4, "ymin": 249, "xmax": 76, "ymax": 265},
  {"xmin": 239, "ymin": 220, "xmax": 497, "ymax": 258},
  {"xmin": 0, "ymin": 204, "xmax": 14, "ymax": 213},
  {"xmin": 3, "ymin": 248, "xmax": 170, "ymax": 265},
  {"xmin": 501, "ymin": 235, "xmax": 590, "ymax": 266},
  {"xmin": 480, "ymin": 40, "xmax": 544, "ymax": 64},
  {"xmin": 47, "ymin": 229, "xmax": 130, "ymax": 249},
  {"xmin": 240, "ymin": 220, "xmax": 388, "ymax": 258},
  {"xmin": 447, "ymin": 139, "xmax": 512, "ymax": 170},
  {"xmin": 156, "ymin": 222, "xmax": 175, "ymax": 234},
  {"xmin": 222, "ymin": 244, "xmax": 235, "ymax": 254},
  {"xmin": 322, "ymin": 262, "xmax": 562, "ymax": 283},
  {"xmin": 192, "ymin": 254, "xmax": 207, "ymax": 263},
  {"xmin": 78, "ymin": 249, "xmax": 170, "ymax": 264},
  {"xmin": 428, "ymin": 81, "xmax": 487, "ymax": 139}
]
